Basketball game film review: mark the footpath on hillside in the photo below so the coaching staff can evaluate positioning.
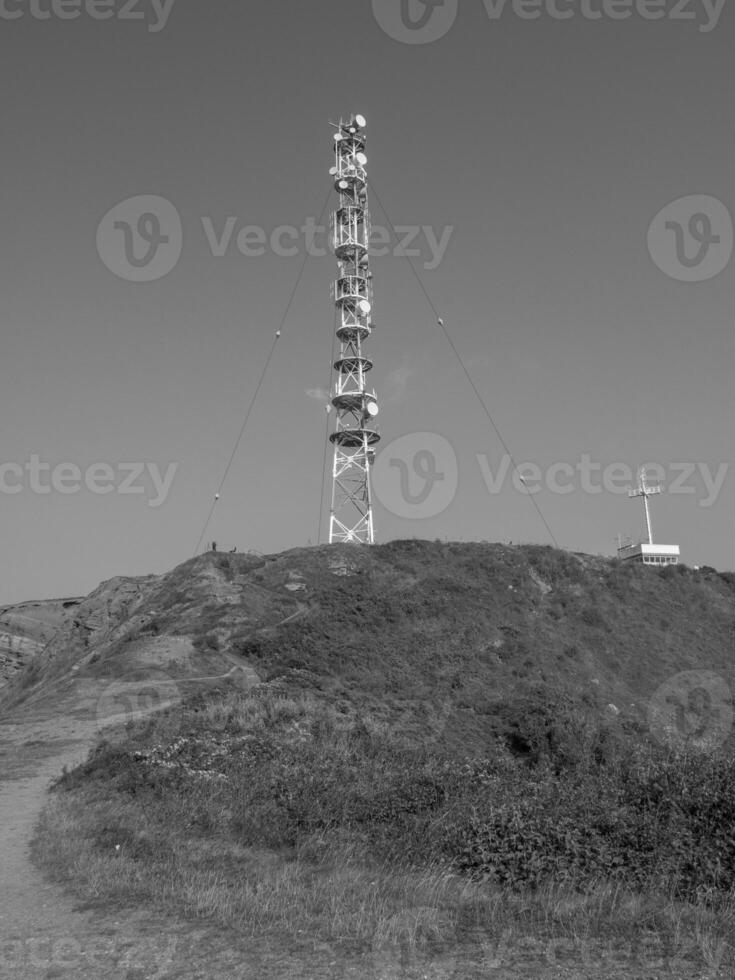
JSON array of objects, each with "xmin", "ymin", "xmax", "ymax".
[{"xmin": 0, "ymin": 706, "xmax": 362, "ymax": 980}]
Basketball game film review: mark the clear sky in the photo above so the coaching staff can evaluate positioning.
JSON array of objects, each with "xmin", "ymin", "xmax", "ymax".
[{"xmin": 1, "ymin": 0, "xmax": 733, "ymax": 604}]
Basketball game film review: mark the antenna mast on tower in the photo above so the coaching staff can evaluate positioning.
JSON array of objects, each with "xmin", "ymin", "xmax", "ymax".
[
  {"xmin": 628, "ymin": 465, "xmax": 661, "ymax": 545},
  {"xmin": 328, "ymin": 114, "xmax": 380, "ymax": 544}
]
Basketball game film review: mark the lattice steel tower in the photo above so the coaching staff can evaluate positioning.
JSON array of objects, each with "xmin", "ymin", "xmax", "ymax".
[{"xmin": 328, "ymin": 114, "xmax": 380, "ymax": 544}]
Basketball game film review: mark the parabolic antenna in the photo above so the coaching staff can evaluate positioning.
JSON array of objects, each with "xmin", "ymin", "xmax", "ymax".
[
  {"xmin": 358, "ymin": 299, "xmax": 371, "ymax": 314},
  {"xmin": 354, "ymin": 114, "xmax": 367, "ymax": 129},
  {"xmin": 334, "ymin": 133, "xmax": 343, "ymax": 142},
  {"xmin": 329, "ymin": 166, "xmax": 338, "ymax": 176},
  {"xmin": 356, "ymin": 152, "xmax": 368, "ymax": 166},
  {"xmin": 365, "ymin": 401, "xmax": 379, "ymax": 417}
]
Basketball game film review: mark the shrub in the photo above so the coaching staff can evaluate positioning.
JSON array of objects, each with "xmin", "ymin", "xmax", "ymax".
[
  {"xmin": 433, "ymin": 746, "xmax": 735, "ymax": 899},
  {"xmin": 52, "ymin": 684, "xmax": 735, "ymax": 903}
]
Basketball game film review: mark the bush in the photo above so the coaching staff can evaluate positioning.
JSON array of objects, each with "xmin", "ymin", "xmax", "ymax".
[
  {"xmin": 433, "ymin": 747, "xmax": 735, "ymax": 899},
  {"xmin": 54, "ymin": 688, "xmax": 735, "ymax": 903},
  {"xmin": 228, "ymin": 727, "xmax": 451, "ymax": 855}
]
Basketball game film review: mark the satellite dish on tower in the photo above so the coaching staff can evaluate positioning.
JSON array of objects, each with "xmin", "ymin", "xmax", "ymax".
[
  {"xmin": 356, "ymin": 152, "xmax": 368, "ymax": 166},
  {"xmin": 365, "ymin": 401, "xmax": 379, "ymax": 417},
  {"xmin": 354, "ymin": 114, "xmax": 367, "ymax": 129},
  {"xmin": 358, "ymin": 299, "xmax": 371, "ymax": 314}
]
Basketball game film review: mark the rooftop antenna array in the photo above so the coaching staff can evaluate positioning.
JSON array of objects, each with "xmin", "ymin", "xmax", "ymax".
[{"xmin": 327, "ymin": 114, "xmax": 380, "ymax": 544}]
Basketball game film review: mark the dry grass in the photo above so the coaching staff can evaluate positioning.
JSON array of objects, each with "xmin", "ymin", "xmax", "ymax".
[
  {"xmin": 28, "ymin": 682, "xmax": 735, "ymax": 978},
  {"xmin": 34, "ymin": 786, "xmax": 735, "ymax": 976},
  {"xmin": 0, "ymin": 736, "xmax": 79, "ymax": 781}
]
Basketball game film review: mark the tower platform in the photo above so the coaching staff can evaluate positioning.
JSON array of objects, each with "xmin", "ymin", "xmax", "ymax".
[{"xmin": 617, "ymin": 542, "xmax": 680, "ymax": 566}]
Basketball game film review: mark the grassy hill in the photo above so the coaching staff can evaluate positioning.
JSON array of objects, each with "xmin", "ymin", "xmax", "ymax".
[
  {"xmin": 5, "ymin": 540, "xmax": 735, "ymax": 753},
  {"xmin": 9, "ymin": 541, "xmax": 735, "ymax": 978}
]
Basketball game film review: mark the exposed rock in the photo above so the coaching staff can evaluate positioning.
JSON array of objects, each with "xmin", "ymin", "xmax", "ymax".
[{"xmin": 0, "ymin": 598, "xmax": 83, "ymax": 690}]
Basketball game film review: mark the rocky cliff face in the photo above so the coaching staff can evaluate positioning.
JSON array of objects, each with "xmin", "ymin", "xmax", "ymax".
[
  {"xmin": 0, "ymin": 549, "xmax": 305, "ymax": 712},
  {"xmin": 0, "ymin": 599, "xmax": 84, "ymax": 690}
]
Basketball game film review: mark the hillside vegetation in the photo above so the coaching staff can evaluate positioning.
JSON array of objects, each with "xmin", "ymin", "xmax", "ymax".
[
  {"xmin": 14, "ymin": 542, "xmax": 735, "ymax": 977},
  {"xmin": 6, "ymin": 540, "xmax": 735, "ymax": 746}
]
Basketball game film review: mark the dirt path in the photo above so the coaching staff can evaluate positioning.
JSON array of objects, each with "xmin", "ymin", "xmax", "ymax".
[
  {"xmin": 0, "ymin": 712, "xmax": 364, "ymax": 980},
  {"xmin": 0, "ymin": 716, "xmax": 209, "ymax": 979}
]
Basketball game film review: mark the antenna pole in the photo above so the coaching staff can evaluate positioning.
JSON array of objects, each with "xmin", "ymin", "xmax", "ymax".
[
  {"xmin": 327, "ymin": 115, "xmax": 380, "ymax": 544},
  {"xmin": 628, "ymin": 465, "xmax": 661, "ymax": 546},
  {"xmin": 643, "ymin": 493, "xmax": 653, "ymax": 545}
]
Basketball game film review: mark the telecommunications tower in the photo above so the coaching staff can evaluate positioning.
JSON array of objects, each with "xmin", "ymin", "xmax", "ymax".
[{"xmin": 328, "ymin": 114, "xmax": 380, "ymax": 544}]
